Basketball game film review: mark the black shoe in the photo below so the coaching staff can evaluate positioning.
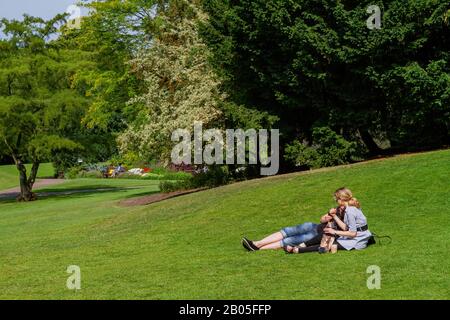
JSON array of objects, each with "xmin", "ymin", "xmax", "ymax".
[
  {"xmin": 242, "ymin": 239, "xmax": 252, "ymax": 251},
  {"xmin": 242, "ymin": 237, "xmax": 259, "ymax": 251},
  {"xmin": 318, "ymin": 246, "xmax": 328, "ymax": 254}
]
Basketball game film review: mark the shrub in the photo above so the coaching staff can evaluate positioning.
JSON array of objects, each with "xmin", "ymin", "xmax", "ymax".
[
  {"xmin": 285, "ymin": 127, "xmax": 360, "ymax": 169},
  {"xmin": 116, "ymin": 171, "xmax": 191, "ymax": 180},
  {"xmin": 191, "ymin": 165, "xmax": 230, "ymax": 188},
  {"xmin": 109, "ymin": 152, "xmax": 145, "ymax": 168},
  {"xmin": 150, "ymin": 167, "xmax": 169, "ymax": 175},
  {"xmin": 116, "ymin": 172, "xmax": 163, "ymax": 180},
  {"xmin": 65, "ymin": 166, "xmax": 82, "ymax": 179},
  {"xmin": 285, "ymin": 141, "xmax": 321, "ymax": 169},
  {"xmin": 158, "ymin": 171, "xmax": 192, "ymax": 181},
  {"xmin": 159, "ymin": 180, "xmax": 192, "ymax": 193},
  {"xmin": 149, "ymin": 167, "xmax": 192, "ymax": 179},
  {"xmin": 158, "ymin": 165, "xmax": 231, "ymax": 193},
  {"xmin": 53, "ymin": 153, "xmax": 79, "ymax": 178},
  {"xmin": 77, "ymin": 170, "xmax": 104, "ymax": 179}
]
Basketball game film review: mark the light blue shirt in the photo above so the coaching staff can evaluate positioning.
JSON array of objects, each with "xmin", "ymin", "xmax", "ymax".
[{"xmin": 337, "ymin": 206, "xmax": 372, "ymax": 250}]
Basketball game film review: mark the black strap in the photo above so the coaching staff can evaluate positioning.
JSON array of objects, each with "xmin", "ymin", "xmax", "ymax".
[
  {"xmin": 357, "ymin": 225, "xmax": 368, "ymax": 232},
  {"xmin": 371, "ymin": 232, "xmax": 392, "ymax": 245}
]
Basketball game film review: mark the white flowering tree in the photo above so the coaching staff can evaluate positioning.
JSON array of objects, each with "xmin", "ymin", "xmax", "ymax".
[{"xmin": 119, "ymin": 1, "xmax": 224, "ymax": 164}]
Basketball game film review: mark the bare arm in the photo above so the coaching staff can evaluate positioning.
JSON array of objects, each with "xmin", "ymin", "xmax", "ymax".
[
  {"xmin": 335, "ymin": 230, "xmax": 357, "ymax": 238},
  {"xmin": 324, "ymin": 211, "xmax": 358, "ymax": 238},
  {"xmin": 323, "ymin": 227, "xmax": 357, "ymax": 238},
  {"xmin": 332, "ymin": 214, "xmax": 348, "ymax": 231},
  {"xmin": 320, "ymin": 208, "xmax": 337, "ymax": 223}
]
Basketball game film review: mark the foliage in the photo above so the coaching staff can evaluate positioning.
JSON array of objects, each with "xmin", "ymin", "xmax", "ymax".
[
  {"xmin": 59, "ymin": 0, "xmax": 162, "ymax": 133},
  {"xmin": 0, "ymin": 15, "xmax": 94, "ymax": 200},
  {"xmin": 201, "ymin": 0, "xmax": 450, "ymax": 154},
  {"xmin": 190, "ymin": 165, "xmax": 231, "ymax": 188},
  {"xmin": 54, "ymin": 0, "xmax": 163, "ymax": 169},
  {"xmin": 64, "ymin": 161, "xmax": 192, "ymax": 181},
  {"xmin": 118, "ymin": 171, "xmax": 191, "ymax": 180},
  {"xmin": 76, "ymin": 170, "xmax": 104, "ymax": 179},
  {"xmin": 52, "ymin": 153, "xmax": 79, "ymax": 178},
  {"xmin": 158, "ymin": 180, "xmax": 190, "ymax": 193},
  {"xmin": 109, "ymin": 151, "xmax": 145, "ymax": 168},
  {"xmin": 368, "ymin": 60, "xmax": 450, "ymax": 148},
  {"xmin": 158, "ymin": 165, "xmax": 230, "ymax": 192},
  {"xmin": 118, "ymin": 0, "xmax": 224, "ymax": 164},
  {"xmin": 285, "ymin": 127, "xmax": 360, "ymax": 169},
  {"xmin": 65, "ymin": 166, "xmax": 83, "ymax": 180}
]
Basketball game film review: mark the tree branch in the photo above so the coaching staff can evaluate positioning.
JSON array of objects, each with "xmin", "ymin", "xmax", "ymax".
[{"xmin": 3, "ymin": 137, "xmax": 19, "ymax": 165}]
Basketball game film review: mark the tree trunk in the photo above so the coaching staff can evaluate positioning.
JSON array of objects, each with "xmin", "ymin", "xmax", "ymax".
[
  {"xmin": 2, "ymin": 138, "xmax": 38, "ymax": 201},
  {"xmin": 16, "ymin": 161, "xmax": 37, "ymax": 202},
  {"xmin": 28, "ymin": 162, "xmax": 39, "ymax": 190},
  {"xmin": 359, "ymin": 129, "xmax": 383, "ymax": 156}
]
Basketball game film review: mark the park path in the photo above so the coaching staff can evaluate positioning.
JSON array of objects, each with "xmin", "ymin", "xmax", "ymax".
[
  {"xmin": 0, "ymin": 179, "xmax": 67, "ymax": 200},
  {"xmin": 0, "ymin": 179, "xmax": 144, "ymax": 201}
]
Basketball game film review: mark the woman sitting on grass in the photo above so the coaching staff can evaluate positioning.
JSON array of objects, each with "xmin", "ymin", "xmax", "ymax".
[{"xmin": 242, "ymin": 187, "xmax": 372, "ymax": 253}]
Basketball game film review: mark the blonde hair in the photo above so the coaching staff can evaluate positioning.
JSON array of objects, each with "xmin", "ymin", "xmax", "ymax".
[{"xmin": 334, "ymin": 187, "xmax": 361, "ymax": 208}]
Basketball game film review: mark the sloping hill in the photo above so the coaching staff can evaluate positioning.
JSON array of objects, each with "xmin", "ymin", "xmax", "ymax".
[{"xmin": 0, "ymin": 150, "xmax": 449, "ymax": 299}]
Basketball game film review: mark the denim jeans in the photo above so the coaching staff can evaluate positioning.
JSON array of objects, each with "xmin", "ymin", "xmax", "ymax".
[{"xmin": 280, "ymin": 222, "xmax": 319, "ymax": 247}]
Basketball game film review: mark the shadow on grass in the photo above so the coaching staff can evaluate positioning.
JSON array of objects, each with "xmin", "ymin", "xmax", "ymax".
[
  {"xmin": 119, "ymin": 189, "xmax": 161, "ymax": 200},
  {"xmin": 36, "ymin": 185, "xmax": 140, "ymax": 193},
  {"xmin": 0, "ymin": 186, "xmax": 149, "ymax": 204}
]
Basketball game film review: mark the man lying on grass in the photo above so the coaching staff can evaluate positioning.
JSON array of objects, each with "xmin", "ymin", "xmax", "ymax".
[{"xmin": 242, "ymin": 187, "xmax": 373, "ymax": 254}]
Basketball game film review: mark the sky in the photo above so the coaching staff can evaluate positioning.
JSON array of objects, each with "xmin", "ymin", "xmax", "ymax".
[{"xmin": 0, "ymin": 0, "xmax": 89, "ymax": 21}]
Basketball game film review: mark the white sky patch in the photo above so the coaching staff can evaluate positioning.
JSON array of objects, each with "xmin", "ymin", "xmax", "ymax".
[{"xmin": 0, "ymin": 0, "xmax": 90, "ymax": 20}]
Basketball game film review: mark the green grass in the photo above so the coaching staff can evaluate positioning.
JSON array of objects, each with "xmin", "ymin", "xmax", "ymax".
[
  {"xmin": 0, "ymin": 150, "xmax": 450, "ymax": 299},
  {"xmin": 0, "ymin": 163, "xmax": 55, "ymax": 191}
]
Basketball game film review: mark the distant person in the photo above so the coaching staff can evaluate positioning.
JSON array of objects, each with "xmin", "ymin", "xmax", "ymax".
[{"xmin": 112, "ymin": 163, "xmax": 126, "ymax": 177}]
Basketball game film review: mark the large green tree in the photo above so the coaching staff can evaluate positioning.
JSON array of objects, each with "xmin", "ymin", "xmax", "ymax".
[
  {"xmin": 0, "ymin": 15, "xmax": 92, "ymax": 201},
  {"xmin": 51, "ymin": 0, "xmax": 168, "ymax": 168},
  {"xmin": 118, "ymin": 0, "xmax": 225, "ymax": 163},
  {"xmin": 60, "ymin": 0, "xmax": 164, "ymax": 132},
  {"xmin": 201, "ymin": 0, "xmax": 450, "ymax": 158}
]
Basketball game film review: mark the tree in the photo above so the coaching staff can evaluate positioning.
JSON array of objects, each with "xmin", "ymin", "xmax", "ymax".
[
  {"xmin": 60, "ymin": 0, "xmax": 164, "ymax": 133},
  {"xmin": 0, "ymin": 16, "xmax": 92, "ymax": 201},
  {"xmin": 53, "ymin": 0, "xmax": 168, "ymax": 168},
  {"xmin": 118, "ymin": 0, "xmax": 224, "ymax": 163},
  {"xmin": 201, "ymin": 0, "xmax": 450, "ymax": 159}
]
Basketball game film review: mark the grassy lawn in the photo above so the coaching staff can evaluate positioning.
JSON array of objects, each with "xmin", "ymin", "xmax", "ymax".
[
  {"xmin": 0, "ymin": 150, "xmax": 449, "ymax": 299},
  {"xmin": 0, "ymin": 163, "xmax": 55, "ymax": 191}
]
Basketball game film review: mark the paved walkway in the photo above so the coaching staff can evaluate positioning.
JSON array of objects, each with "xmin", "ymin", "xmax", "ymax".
[
  {"xmin": 0, "ymin": 179, "xmax": 66, "ymax": 200},
  {"xmin": 0, "ymin": 179, "xmax": 144, "ymax": 201}
]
